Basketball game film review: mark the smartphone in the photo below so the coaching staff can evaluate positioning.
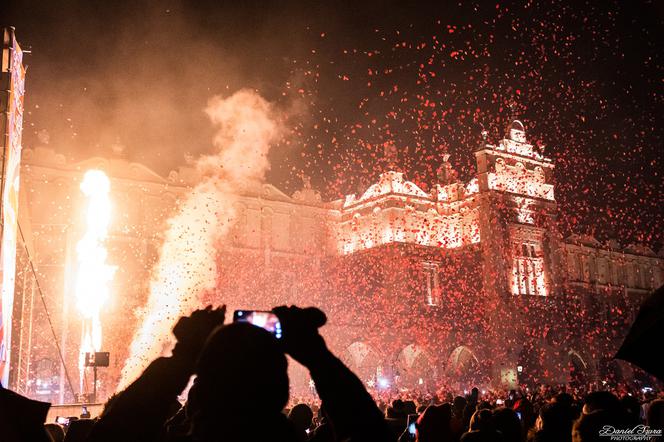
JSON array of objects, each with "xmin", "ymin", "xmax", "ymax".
[
  {"xmin": 407, "ymin": 414, "xmax": 418, "ymax": 437},
  {"xmin": 233, "ymin": 310, "xmax": 282, "ymax": 339},
  {"xmin": 56, "ymin": 416, "xmax": 70, "ymax": 425},
  {"xmin": 516, "ymin": 411, "xmax": 522, "ymax": 420}
]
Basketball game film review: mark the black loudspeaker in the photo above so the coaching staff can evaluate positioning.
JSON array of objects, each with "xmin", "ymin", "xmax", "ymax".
[{"xmin": 84, "ymin": 352, "xmax": 110, "ymax": 367}]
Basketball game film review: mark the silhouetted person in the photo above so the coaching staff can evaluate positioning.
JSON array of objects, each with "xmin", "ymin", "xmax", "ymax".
[
  {"xmin": 387, "ymin": 400, "xmax": 409, "ymax": 439},
  {"xmin": 289, "ymin": 403, "xmax": 314, "ymax": 441},
  {"xmin": 572, "ymin": 410, "xmax": 615, "ymax": 442},
  {"xmin": 514, "ymin": 395, "xmax": 537, "ymax": 433},
  {"xmin": 492, "ymin": 407, "xmax": 523, "ymax": 442},
  {"xmin": 44, "ymin": 423, "xmax": 65, "ymax": 442},
  {"xmin": 527, "ymin": 402, "xmax": 573, "ymax": 442},
  {"xmin": 86, "ymin": 305, "xmax": 393, "ymax": 441},
  {"xmin": 452, "ymin": 396, "xmax": 468, "ymax": 438},
  {"xmin": 620, "ymin": 395, "xmax": 641, "ymax": 426},
  {"xmin": 579, "ymin": 390, "xmax": 628, "ymax": 434},
  {"xmin": 415, "ymin": 404, "xmax": 455, "ymax": 442},
  {"xmin": 463, "ymin": 388, "xmax": 480, "ymax": 430},
  {"xmin": 186, "ymin": 322, "xmax": 296, "ymax": 440},
  {"xmin": 461, "ymin": 407, "xmax": 503, "ymax": 442},
  {"xmin": 0, "ymin": 382, "xmax": 51, "ymax": 442},
  {"xmin": 647, "ymin": 399, "xmax": 664, "ymax": 434},
  {"xmin": 274, "ymin": 305, "xmax": 393, "ymax": 441},
  {"xmin": 453, "ymin": 396, "xmax": 467, "ymax": 418},
  {"xmin": 64, "ymin": 419, "xmax": 96, "ymax": 442},
  {"xmin": 309, "ymin": 404, "xmax": 335, "ymax": 442}
]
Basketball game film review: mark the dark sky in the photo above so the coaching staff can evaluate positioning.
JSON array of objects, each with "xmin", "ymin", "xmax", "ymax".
[{"xmin": 2, "ymin": 0, "xmax": 663, "ymax": 247}]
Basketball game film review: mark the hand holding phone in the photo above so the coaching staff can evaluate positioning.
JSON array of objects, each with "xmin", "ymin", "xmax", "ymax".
[
  {"xmin": 271, "ymin": 305, "xmax": 328, "ymax": 366},
  {"xmin": 172, "ymin": 306, "xmax": 227, "ymax": 360}
]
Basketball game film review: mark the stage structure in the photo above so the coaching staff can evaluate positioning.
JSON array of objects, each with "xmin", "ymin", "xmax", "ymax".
[
  {"xmin": 0, "ymin": 27, "xmax": 26, "ymax": 387},
  {"xmin": 8, "ymin": 118, "xmax": 664, "ymax": 404}
]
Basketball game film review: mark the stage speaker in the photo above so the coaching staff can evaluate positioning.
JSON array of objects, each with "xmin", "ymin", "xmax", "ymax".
[{"xmin": 84, "ymin": 352, "xmax": 110, "ymax": 367}]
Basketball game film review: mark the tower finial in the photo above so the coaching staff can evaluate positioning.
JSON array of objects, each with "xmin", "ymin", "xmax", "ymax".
[
  {"xmin": 437, "ymin": 154, "xmax": 457, "ymax": 184},
  {"xmin": 507, "ymin": 98, "xmax": 520, "ymax": 124},
  {"xmin": 383, "ymin": 141, "xmax": 399, "ymax": 171},
  {"xmin": 505, "ymin": 99, "xmax": 519, "ymax": 140},
  {"xmin": 479, "ymin": 123, "xmax": 488, "ymax": 143}
]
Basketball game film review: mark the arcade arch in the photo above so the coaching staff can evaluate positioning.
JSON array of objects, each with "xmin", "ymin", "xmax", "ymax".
[
  {"xmin": 394, "ymin": 344, "xmax": 434, "ymax": 387},
  {"xmin": 341, "ymin": 341, "xmax": 382, "ymax": 384},
  {"xmin": 447, "ymin": 345, "xmax": 482, "ymax": 386},
  {"xmin": 568, "ymin": 348, "xmax": 589, "ymax": 386}
]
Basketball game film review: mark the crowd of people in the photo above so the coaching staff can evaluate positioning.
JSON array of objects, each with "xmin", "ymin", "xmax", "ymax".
[{"xmin": 2, "ymin": 304, "xmax": 662, "ymax": 442}]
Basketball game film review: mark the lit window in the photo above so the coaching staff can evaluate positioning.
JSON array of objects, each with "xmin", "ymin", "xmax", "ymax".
[
  {"xmin": 511, "ymin": 242, "xmax": 547, "ymax": 296},
  {"xmin": 422, "ymin": 261, "xmax": 441, "ymax": 305}
]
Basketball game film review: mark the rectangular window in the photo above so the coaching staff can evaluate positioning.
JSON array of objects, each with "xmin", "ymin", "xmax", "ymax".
[
  {"xmin": 596, "ymin": 258, "xmax": 607, "ymax": 284},
  {"xmin": 635, "ymin": 265, "xmax": 645, "ymax": 288},
  {"xmin": 617, "ymin": 262, "xmax": 626, "ymax": 286},
  {"xmin": 422, "ymin": 261, "xmax": 441, "ymax": 306},
  {"xmin": 607, "ymin": 261, "xmax": 616, "ymax": 285},
  {"xmin": 511, "ymin": 242, "xmax": 547, "ymax": 296},
  {"xmin": 568, "ymin": 254, "xmax": 578, "ymax": 280},
  {"xmin": 588, "ymin": 256, "xmax": 596, "ymax": 283}
]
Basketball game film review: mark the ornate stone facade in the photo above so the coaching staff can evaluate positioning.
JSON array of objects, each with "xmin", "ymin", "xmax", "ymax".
[{"xmin": 9, "ymin": 121, "xmax": 663, "ymax": 403}]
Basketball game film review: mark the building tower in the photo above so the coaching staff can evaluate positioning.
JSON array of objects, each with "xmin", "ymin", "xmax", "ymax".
[
  {"xmin": 474, "ymin": 120, "xmax": 559, "ymax": 385},
  {"xmin": 475, "ymin": 120, "xmax": 557, "ymax": 297}
]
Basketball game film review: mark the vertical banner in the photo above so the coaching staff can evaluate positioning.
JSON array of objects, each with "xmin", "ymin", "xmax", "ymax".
[{"xmin": 0, "ymin": 28, "xmax": 26, "ymax": 387}]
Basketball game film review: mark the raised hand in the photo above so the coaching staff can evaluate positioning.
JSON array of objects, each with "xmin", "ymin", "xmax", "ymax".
[
  {"xmin": 272, "ymin": 305, "xmax": 327, "ymax": 366},
  {"xmin": 172, "ymin": 305, "xmax": 226, "ymax": 361}
]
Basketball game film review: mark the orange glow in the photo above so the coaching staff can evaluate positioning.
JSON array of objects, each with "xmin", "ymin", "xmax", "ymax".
[
  {"xmin": 337, "ymin": 208, "xmax": 480, "ymax": 254},
  {"xmin": 75, "ymin": 170, "xmax": 116, "ymax": 393},
  {"xmin": 336, "ymin": 171, "xmax": 482, "ymax": 255}
]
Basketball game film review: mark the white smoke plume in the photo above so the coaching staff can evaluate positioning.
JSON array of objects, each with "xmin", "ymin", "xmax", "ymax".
[{"xmin": 118, "ymin": 89, "xmax": 280, "ymax": 389}]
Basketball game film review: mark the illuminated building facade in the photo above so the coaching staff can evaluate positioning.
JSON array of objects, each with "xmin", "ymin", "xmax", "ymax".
[{"xmin": 9, "ymin": 120, "xmax": 664, "ymax": 403}]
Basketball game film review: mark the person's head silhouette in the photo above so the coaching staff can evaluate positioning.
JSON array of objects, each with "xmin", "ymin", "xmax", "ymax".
[{"xmin": 188, "ymin": 322, "xmax": 294, "ymax": 440}]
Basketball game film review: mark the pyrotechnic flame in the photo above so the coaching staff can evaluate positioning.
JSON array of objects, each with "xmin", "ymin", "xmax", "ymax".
[
  {"xmin": 75, "ymin": 170, "xmax": 116, "ymax": 392},
  {"xmin": 118, "ymin": 89, "xmax": 280, "ymax": 390}
]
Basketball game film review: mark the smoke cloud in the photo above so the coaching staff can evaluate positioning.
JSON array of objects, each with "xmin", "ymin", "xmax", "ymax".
[{"xmin": 118, "ymin": 89, "xmax": 280, "ymax": 389}]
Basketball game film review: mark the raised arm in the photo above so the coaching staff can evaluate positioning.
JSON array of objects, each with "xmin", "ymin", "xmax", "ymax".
[
  {"xmin": 86, "ymin": 306, "xmax": 226, "ymax": 442},
  {"xmin": 274, "ymin": 306, "xmax": 394, "ymax": 442}
]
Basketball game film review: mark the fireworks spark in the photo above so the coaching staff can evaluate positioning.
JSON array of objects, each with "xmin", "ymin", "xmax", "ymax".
[{"xmin": 118, "ymin": 90, "xmax": 281, "ymax": 390}]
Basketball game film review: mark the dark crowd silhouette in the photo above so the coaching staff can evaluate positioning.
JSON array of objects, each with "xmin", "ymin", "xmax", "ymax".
[{"xmin": 1, "ymin": 300, "xmax": 663, "ymax": 442}]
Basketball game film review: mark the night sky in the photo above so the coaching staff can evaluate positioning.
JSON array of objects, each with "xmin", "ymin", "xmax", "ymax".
[{"xmin": 2, "ymin": 0, "xmax": 663, "ymax": 247}]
